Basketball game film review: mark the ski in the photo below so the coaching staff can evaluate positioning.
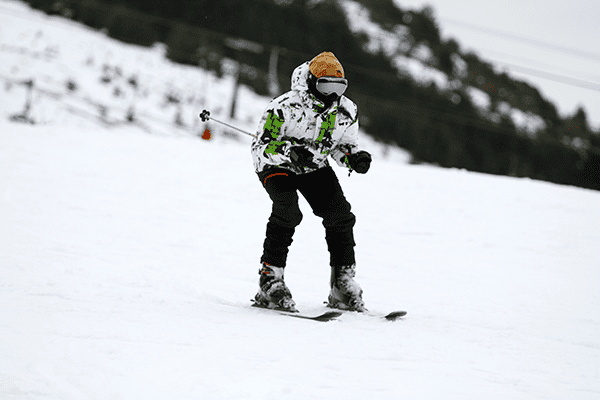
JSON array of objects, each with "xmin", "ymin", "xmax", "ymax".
[
  {"xmin": 251, "ymin": 300, "xmax": 405, "ymax": 322},
  {"xmin": 251, "ymin": 301, "xmax": 343, "ymax": 322}
]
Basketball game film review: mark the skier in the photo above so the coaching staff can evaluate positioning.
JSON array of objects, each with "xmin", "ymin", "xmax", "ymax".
[{"xmin": 251, "ymin": 51, "xmax": 372, "ymax": 313}]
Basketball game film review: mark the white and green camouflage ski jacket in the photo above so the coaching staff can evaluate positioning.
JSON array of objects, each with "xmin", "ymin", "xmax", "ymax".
[{"xmin": 251, "ymin": 61, "xmax": 363, "ymax": 175}]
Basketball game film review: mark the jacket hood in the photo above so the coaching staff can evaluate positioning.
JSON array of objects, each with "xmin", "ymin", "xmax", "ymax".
[{"xmin": 290, "ymin": 61, "xmax": 310, "ymax": 92}]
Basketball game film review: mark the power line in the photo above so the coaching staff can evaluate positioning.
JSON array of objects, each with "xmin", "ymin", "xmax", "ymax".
[
  {"xmin": 459, "ymin": 46, "xmax": 600, "ymax": 83},
  {"xmin": 488, "ymin": 59, "xmax": 600, "ymax": 93},
  {"xmin": 440, "ymin": 17, "xmax": 600, "ymax": 62}
]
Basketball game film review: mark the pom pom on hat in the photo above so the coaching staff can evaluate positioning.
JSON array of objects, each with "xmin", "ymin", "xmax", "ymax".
[{"xmin": 309, "ymin": 52, "xmax": 344, "ymax": 78}]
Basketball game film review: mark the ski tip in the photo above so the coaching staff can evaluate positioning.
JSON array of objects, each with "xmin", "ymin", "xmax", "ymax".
[
  {"xmin": 384, "ymin": 311, "xmax": 407, "ymax": 321},
  {"xmin": 309, "ymin": 311, "xmax": 343, "ymax": 322},
  {"xmin": 322, "ymin": 311, "xmax": 344, "ymax": 318}
]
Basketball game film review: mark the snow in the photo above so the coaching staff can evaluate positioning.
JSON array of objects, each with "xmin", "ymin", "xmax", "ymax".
[
  {"xmin": 0, "ymin": 0, "xmax": 266, "ymax": 136},
  {"xmin": 3, "ymin": 122, "xmax": 600, "ymax": 400},
  {"xmin": 506, "ymin": 105, "xmax": 546, "ymax": 136},
  {"xmin": 466, "ymin": 86, "xmax": 491, "ymax": 110},
  {"xmin": 341, "ymin": 0, "xmax": 406, "ymax": 57},
  {"xmin": 340, "ymin": 0, "xmax": 450, "ymax": 89},
  {"xmin": 2, "ymin": 2, "xmax": 600, "ymax": 399},
  {"xmin": 339, "ymin": 0, "xmax": 551, "ymax": 136}
]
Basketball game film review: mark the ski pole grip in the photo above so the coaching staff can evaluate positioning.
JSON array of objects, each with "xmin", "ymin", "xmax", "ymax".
[{"xmin": 199, "ymin": 110, "xmax": 211, "ymax": 122}]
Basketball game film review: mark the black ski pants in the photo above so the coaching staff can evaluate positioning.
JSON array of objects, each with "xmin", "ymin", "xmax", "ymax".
[{"xmin": 258, "ymin": 166, "xmax": 356, "ymax": 268}]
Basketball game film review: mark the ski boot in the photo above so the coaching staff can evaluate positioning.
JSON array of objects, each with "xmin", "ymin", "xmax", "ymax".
[
  {"xmin": 253, "ymin": 262, "xmax": 297, "ymax": 312},
  {"xmin": 327, "ymin": 264, "xmax": 367, "ymax": 312}
]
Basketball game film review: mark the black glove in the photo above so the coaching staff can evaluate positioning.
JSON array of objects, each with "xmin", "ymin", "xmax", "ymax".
[
  {"xmin": 347, "ymin": 151, "xmax": 372, "ymax": 174},
  {"xmin": 289, "ymin": 146, "xmax": 319, "ymax": 169}
]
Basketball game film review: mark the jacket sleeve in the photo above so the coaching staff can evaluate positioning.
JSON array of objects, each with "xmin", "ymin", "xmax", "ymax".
[
  {"xmin": 331, "ymin": 107, "xmax": 361, "ymax": 169},
  {"xmin": 251, "ymin": 104, "xmax": 293, "ymax": 167}
]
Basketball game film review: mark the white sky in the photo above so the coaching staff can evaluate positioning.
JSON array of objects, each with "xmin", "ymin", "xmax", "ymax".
[{"xmin": 393, "ymin": 0, "xmax": 600, "ymax": 129}]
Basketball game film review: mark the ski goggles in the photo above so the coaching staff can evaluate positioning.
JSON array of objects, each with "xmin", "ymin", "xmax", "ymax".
[{"xmin": 315, "ymin": 77, "xmax": 348, "ymax": 96}]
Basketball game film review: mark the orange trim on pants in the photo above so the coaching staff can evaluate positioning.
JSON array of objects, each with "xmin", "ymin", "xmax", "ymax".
[{"xmin": 263, "ymin": 172, "xmax": 289, "ymax": 184}]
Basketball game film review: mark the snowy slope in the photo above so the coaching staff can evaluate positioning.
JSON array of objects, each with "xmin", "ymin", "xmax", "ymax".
[
  {"xmin": 2, "ymin": 121, "xmax": 600, "ymax": 400},
  {"xmin": 2, "ymin": 2, "xmax": 600, "ymax": 400}
]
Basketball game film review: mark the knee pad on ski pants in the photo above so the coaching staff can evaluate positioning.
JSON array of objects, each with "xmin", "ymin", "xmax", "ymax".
[{"xmin": 260, "ymin": 170, "xmax": 303, "ymax": 229}]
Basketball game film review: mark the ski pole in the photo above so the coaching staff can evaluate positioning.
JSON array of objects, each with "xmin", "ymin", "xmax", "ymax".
[{"xmin": 199, "ymin": 109, "xmax": 257, "ymax": 138}]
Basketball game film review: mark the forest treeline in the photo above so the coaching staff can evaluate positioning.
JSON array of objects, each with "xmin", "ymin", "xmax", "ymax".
[{"xmin": 22, "ymin": 0, "xmax": 600, "ymax": 190}]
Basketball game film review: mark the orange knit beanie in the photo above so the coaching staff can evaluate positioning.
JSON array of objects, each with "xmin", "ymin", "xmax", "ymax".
[{"xmin": 309, "ymin": 52, "xmax": 345, "ymax": 78}]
